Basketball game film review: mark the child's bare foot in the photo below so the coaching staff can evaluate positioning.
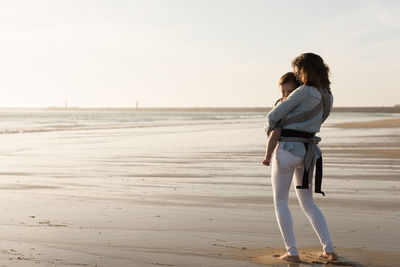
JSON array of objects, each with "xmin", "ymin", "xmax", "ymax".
[
  {"xmin": 262, "ymin": 158, "xmax": 271, "ymax": 166},
  {"xmin": 279, "ymin": 253, "xmax": 300, "ymax": 262},
  {"xmin": 321, "ymin": 251, "xmax": 338, "ymax": 261}
]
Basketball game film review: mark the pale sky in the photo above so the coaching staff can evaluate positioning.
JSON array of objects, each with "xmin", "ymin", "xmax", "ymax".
[{"xmin": 0, "ymin": 0, "xmax": 399, "ymax": 108}]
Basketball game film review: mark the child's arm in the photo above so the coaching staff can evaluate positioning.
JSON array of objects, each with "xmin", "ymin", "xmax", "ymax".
[{"xmin": 262, "ymin": 127, "xmax": 281, "ymax": 166}]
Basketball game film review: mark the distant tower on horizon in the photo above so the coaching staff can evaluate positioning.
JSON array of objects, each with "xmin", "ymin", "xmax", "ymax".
[
  {"xmin": 136, "ymin": 100, "xmax": 139, "ymax": 109},
  {"xmin": 65, "ymin": 99, "xmax": 68, "ymax": 109}
]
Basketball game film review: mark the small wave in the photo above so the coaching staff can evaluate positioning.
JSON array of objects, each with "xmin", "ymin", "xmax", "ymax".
[{"xmin": 0, "ymin": 118, "xmax": 265, "ymax": 135}]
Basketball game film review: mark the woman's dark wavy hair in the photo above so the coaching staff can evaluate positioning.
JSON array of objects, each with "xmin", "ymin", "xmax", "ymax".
[{"xmin": 291, "ymin": 53, "xmax": 331, "ymax": 93}]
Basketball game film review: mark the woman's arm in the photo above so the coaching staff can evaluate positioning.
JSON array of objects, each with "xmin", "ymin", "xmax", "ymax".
[{"xmin": 267, "ymin": 85, "xmax": 308, "ymax": 130}]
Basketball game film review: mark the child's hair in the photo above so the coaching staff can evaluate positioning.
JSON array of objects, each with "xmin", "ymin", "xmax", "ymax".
[{"xmin": 278, "ymin": 72, "xmax": 301, "ymax": 88}]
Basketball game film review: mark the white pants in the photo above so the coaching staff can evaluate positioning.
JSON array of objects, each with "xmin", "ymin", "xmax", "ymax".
[{"xmin": 271, "ymin": 145, "xmax": 334, "ymax": 256}]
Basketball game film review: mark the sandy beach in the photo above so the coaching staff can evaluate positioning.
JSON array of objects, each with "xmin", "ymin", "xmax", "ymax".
[{"xmin": 0, "ymin": 113, "xmax": 399, "ymax": 266}]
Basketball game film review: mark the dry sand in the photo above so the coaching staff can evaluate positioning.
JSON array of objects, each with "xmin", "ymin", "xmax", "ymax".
[
  {"xmin": 333, "ymin": 117, "xmax": 400, "ymax": 128},
  {"xmin": 240, "ymin": 247, "xmax": 400, "ymax": 266},
  {"xmin": 0, "ymin": 115, "xmax": 398, "ymax": 266}
]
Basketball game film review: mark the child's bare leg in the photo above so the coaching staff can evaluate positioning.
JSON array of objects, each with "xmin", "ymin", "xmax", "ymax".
[{"xmin": 262, "ymin": 127, "xmax": 281, "ymax": 166}]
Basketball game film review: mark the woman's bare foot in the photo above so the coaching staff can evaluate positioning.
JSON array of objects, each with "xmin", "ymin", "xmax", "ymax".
[
  {"xmin": 321, "ymin": 251, "xmax": 338, "ymax": 261},
  {"xmin": 279, "ymin": 253, "xmax": 300, "ymax": 262}
]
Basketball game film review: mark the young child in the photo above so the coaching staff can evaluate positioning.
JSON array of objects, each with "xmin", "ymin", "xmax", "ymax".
[{"xmin": 262, "ymin": 72, "xmax": 301, "ymax": 166}]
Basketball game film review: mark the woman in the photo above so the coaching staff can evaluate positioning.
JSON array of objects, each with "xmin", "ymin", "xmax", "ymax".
[{"xmin": 264, "ymin": 53, "xmax": 338, "ymax": 262}]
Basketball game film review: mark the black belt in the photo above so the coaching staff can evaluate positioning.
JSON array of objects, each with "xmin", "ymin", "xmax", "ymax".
[{"xmin": 280, "ymin": 129, "xmax": 325, "ymax": 196}]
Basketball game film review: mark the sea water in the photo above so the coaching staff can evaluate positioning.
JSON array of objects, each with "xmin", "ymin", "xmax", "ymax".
[{"xmin": 0, "ymin": 108, "xmax": 399, "ymax": 134}]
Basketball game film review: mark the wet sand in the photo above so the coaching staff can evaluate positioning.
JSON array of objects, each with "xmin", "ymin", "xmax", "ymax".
[{"xmin": 0, "ymin": 114, "xmax": 399, "ymax": 266}]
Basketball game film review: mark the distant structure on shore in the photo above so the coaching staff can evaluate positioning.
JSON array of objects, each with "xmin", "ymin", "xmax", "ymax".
[
  {"xmin": 65, "ymin": 100, "xmax": 68, "ymax": 109},
  {"xmin": 136, "ymin": 101, "xmax": 139, "ymax": 109}
]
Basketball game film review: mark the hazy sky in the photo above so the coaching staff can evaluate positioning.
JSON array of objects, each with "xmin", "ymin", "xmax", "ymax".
[{"xmin": 0, "ymin": 0, "xmax": 399, "ymax": 107}]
